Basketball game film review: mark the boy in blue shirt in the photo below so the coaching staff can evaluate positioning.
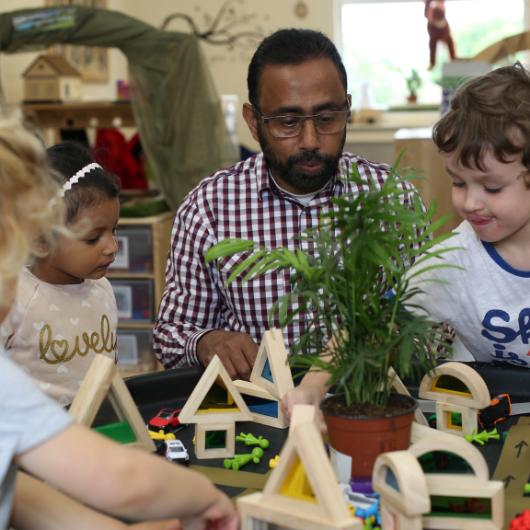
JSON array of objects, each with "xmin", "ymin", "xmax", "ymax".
[
  {"xmin": 282, "ymin": 63, "xmax": 530, "ymax": 422},
  {"xmin": 407, "ymin": 62, "xmax": 530, "ymax": 368}
]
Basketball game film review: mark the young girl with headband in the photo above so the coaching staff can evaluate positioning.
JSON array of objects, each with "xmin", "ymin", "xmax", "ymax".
[
  {"xmin": 1, "ymin": 141, "xmax": 120, "ymax": 406},
  {"xmin": 0, "ymin": 115, "xmax": 237, "ymax": 530}
]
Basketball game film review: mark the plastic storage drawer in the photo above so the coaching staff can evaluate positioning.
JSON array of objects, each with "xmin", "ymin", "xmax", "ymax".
[
  {"xmin": 117, "ymin": 327, "xmax": 156, "ymax": 371},
  {"xmin": 110, "ymin": 279, "xmax": 154, "ymax": 322},
  {"xmin": 110, "ymin": 226, "xmax": 153, "ymax": 273}
]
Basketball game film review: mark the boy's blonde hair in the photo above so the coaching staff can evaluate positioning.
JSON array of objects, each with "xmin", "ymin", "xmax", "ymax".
[
  {"xmin": 0, "ymin": 114, "xmax": 63, "ymax": 302},
  {"xmin": 433, "ymin": 62, "xmax": 530, "ymax": 181}
]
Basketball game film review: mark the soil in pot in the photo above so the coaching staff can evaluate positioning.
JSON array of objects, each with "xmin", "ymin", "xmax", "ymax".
[{"xmin": 321, "ymin": 393, "xmax": 417, "ymax": 483}]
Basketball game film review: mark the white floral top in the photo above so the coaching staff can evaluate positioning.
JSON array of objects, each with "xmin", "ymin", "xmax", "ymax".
[{"xmin": 1, "ymin": 267, "xmax": 118, "ymax": 406}]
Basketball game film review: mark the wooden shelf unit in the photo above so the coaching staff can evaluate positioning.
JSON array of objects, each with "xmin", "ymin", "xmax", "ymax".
[
  {"xmin": 110, "ymin": 211, "xmax": 174, "ymax": 377},
  {"xmin": 22, "ymin": 100, "xmax": 134, "ymax": 129}
]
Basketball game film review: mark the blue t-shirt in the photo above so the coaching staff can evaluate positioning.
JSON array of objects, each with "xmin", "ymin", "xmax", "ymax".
[{"xmin": 0, "ymin": 350, "xmax": 72, "ymax": 530}]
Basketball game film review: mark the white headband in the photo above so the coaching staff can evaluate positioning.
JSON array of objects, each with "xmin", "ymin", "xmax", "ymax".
[{"xmin": 60, "ymin": 162, "xmax": 102, "ymax": 197}]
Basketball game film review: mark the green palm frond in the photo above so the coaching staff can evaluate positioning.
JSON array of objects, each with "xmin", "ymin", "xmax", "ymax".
[{"xmin": 205, "ymin": 159, "xmax": 457, "ymax": 406}]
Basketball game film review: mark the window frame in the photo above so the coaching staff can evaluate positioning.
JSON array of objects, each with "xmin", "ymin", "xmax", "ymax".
[{"xmin": 333, "ymin": 0, "xmax": 529, "ymax": 107}]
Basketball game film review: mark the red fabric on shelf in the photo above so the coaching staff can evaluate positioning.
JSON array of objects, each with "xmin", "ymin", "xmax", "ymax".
[{"xmin": 94, "ymin": 128, "xmax": 148, "ymax": 190}]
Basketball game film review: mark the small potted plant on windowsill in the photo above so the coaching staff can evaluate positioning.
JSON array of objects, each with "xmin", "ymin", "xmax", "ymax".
[
  {"xmin": 205, "ymin": 160, "xmax": 455, "ymax": 481},
  {"xmin": 406, "ymin": 68, "xmax": 422, "ymax": 104}
]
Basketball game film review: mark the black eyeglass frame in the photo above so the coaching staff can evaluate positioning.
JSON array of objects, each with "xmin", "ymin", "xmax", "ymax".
[{"xmin": 253, "ymin": 104, "xmax": 351, "ymax": 138}]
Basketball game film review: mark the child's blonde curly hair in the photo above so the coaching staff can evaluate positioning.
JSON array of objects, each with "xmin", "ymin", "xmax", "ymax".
[{"xmin": 0, "ymin": 114, "xmax": 63, "ymax": 303}]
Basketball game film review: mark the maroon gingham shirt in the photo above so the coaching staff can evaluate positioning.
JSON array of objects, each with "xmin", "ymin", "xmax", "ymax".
[{"xmin": 153, "ymin": 152, "xmax": 417, "ymax": 369}]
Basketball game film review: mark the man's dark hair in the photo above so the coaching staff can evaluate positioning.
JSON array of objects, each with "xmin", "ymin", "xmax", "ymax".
[{"xmin": 247, "ymin": 28, "xmax": 347, "ymax": 108}]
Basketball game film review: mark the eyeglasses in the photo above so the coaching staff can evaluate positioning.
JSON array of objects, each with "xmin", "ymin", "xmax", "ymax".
[{"xmin": 255, "ymin": 107, "xmax": 351, "ymax": 139}]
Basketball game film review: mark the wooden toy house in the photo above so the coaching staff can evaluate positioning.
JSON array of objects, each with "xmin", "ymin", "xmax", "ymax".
[
  {"xmin": 418, "ymin": 362, "xmax": 490, "ymax": 436},
  {"xmin": 69, "ymin": 354, "xmax": 155, "ymax": 452},
  {"xmin": 178, "ymin": 355, "xmax": 252, "ymax": 459},
  {"xmin": 237, "ymin": 405, "xmax": 362, "ymax": 530},
  {"xmin": 23, "ymin": 53, "xmax": 81, "ymax": 103},
  {"xmin": 234, "ymin": 329, "xmax": 294, "ymax": 428}
]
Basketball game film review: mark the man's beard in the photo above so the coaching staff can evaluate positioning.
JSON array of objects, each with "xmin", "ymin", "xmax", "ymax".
[{"xmin": 258, "ymin": 126, "xmax": 346, "ymax": 194}]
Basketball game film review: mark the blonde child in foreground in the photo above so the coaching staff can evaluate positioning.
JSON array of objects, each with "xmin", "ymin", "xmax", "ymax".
[
  {"xmin": 0, "ymin": 116, "xmax": 238, "ymax": 530},
  {"xmin": 1, "ymin": 141, "xmax": 120, "ymax": 406},
  {"xmin": 282, "ymin": 62, "xmax": 530, "ymax": 421}
]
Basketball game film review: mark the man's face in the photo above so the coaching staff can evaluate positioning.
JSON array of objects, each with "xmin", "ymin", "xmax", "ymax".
[{"xmin": 244, "ymin": 57, "xmax": 350, "ymax": 194}]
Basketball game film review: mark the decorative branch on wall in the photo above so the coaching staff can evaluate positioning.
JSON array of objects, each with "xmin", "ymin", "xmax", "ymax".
[{"xmin": 160, "ymin": 0, "xmax": 265, "ymax": 51}]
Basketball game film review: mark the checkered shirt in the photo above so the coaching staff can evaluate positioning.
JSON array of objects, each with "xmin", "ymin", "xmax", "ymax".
[{"xmin": 153, "ymin": 152, "xmax": 418, "ymax": 369}]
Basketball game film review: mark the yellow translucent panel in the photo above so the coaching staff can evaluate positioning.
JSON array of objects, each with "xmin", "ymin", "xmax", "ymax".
[{"xmin": 279, "ymin": 456, "xmax": 316, "ymax": 502}]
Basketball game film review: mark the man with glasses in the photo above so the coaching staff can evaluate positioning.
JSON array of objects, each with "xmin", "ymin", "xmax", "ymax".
[{"xmin": 154, "ymin": 28, "xmax": 417, "ymax": 379}]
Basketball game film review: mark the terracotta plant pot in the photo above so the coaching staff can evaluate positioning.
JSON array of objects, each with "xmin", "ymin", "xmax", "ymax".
[{"xmin": 321, "ymin": 393, "xmax": 417, "ymax": 482}]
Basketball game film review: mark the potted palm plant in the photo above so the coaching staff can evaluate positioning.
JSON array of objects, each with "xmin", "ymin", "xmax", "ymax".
[{"xmin": 205, "ymin": 160, "xmax": 455, "ymax": 481}]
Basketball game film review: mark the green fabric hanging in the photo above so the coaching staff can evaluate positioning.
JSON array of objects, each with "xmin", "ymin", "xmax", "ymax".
[{"xmin": 0, "ymin": 6, "xmax": 229, "ymax": 208}]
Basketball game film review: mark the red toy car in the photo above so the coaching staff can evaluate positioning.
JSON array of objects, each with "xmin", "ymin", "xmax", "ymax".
[{"xmin": 148, "ymin": 408, "xmax": 182, "ymax": 432}]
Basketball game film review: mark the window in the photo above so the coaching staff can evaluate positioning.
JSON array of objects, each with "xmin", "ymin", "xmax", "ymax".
[{"xmin": 337, "ymin": 0, "xmax": 526, "ymax": 108}]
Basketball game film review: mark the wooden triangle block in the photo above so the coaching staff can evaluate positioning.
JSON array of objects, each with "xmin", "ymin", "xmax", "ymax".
[
  {"xmin": 290, "ymin": 403, "xmax": 319, "ymax": 430},
  {"xmin": 233, "ymin": 379, "xmax": 289, "ymax": 429},
  {"xmin": 388, "ymin": 366, "xmax": 429, "ymax": 426},
  {"xmin": 178, "ymin": 355, "xmax": 252, "ymax": 424},
  {"xmin": 264, "ymin": 421, "xmax": 350, "ymax": 518},
  {"xmin": 237, "ymin": 405, "xmax": 361, "ymax": 530},
  {"xmin": 69, "ymin": 355, "xmax": 155, "ymax": 452},
  {"xmin": 249, "ymin": 328, "xmax": 294, "ymax": 400}
]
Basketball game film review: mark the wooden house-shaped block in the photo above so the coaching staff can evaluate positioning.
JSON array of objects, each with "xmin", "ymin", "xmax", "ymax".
[
  {"xmin": 234, "ymin": 329, "xmax": 294, "ymax": 429},
  {"xmin": 418, "ymin": 362, "xmax": 490, "ymax": 436},
  {"xmin": 178, "ymin": 355, "xmax": 252, "ymax": 459},
  {"xmin": 23, "ymin": 54, "xmax": 81, "ymax": 103},
  {"xmin": 238, "ymin": 405, "xmax": 362, "ymax": 530}
]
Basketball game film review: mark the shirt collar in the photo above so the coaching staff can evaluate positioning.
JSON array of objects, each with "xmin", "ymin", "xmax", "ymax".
[{"xmin": 256, "ymin": 152, "xmax": 347, "ymax": 203}]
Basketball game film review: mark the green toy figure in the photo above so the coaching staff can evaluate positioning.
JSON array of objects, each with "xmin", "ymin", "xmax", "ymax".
[
  {"xmin": 235, "ymin": 432, "xmax": 270, "ymax": 449},
  {"xmin": 223, "ymin": 447, "xmax": 264, "ymax": 471},
  {"xmin": 465, "ymin": 428, "xmax": 500, "ymax": 445}
]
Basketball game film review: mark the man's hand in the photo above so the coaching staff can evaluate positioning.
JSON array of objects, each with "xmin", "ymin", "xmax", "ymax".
[{"xmin": 197, "ymin": 330, "xmax": 258, "ymax": 380}]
